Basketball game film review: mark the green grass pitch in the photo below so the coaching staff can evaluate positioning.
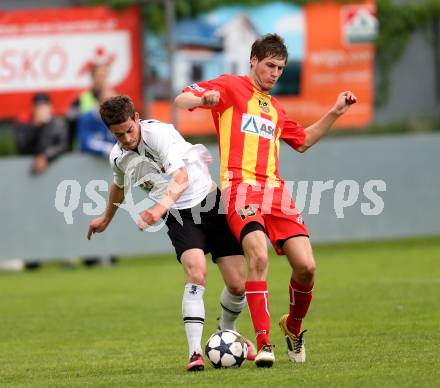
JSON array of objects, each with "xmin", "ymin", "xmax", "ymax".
[{"xmin": 1, "ymin": 237, "xmax": 439, "ymax": 387}]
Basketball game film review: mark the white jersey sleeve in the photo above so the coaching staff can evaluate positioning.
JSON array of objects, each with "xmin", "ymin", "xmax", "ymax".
[{"xmin": 109, "ymin": 145, "xmax": 124, "ymax": 188}]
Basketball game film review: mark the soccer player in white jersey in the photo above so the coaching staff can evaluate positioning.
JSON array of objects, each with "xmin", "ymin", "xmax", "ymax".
[{"xmin": 87, "ymin": 95, "xmax": 255, "ymax": 371}]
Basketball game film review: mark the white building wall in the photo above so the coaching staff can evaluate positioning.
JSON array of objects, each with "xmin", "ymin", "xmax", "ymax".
[{"xmin": 217, "ymin": 15, "xmax": 258, "ymax": 76}]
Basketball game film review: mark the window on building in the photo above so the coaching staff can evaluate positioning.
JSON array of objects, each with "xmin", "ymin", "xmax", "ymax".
[
  {"xmin": 191, "ymin": 64, "xmax": 203, "ymax": 83},
  {"xmin": 272, "ymin": 61, "xmax": 302, "ymax": 96}
]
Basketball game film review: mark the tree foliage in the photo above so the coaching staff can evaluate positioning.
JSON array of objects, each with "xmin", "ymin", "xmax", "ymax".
[{"xmin": 375, "ymin": 0, "xmax": 440, "ymax": 106}]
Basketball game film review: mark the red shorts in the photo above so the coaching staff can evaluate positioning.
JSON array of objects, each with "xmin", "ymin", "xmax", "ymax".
[{"xmin": 222, "ymin": 183, "xmax": 309, "ymax": 255}]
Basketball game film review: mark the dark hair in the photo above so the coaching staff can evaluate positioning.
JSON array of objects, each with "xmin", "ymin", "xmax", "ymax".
[
  {"xmin": 250, "ymin": 33, "xmax": 288, "ymax": 63},
  {"xmin": 100, "ymin": 95, "xmax": 135, "ymax": 127},
  {"xmin": 32, "ymin": 92, "xmax": 51, "ymax": 105}
]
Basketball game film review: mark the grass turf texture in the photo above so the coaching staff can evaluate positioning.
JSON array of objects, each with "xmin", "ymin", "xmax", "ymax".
[{"xmin": 1, "ymin": 237, "xmax": 439, "ymax": 387}]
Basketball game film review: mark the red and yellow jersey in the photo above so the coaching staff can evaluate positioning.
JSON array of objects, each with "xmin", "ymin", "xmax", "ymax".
[{"xmin": 183, "ymin": 74, "xmax": 305, "ymax": 190}]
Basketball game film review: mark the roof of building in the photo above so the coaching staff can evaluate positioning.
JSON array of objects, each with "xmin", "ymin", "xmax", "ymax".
[{"xmin": 174, "ymin": 19, "xmax": 222, "ymax": 49}]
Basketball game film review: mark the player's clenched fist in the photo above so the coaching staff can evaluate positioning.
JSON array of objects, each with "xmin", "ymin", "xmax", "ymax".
[
  {"xmin": 137, "ymin": 205, "xmax": 165, "ymax": 230},
  {"xmin": 201, "ymin": 90, "xmax": 220, "ymax": 107},
  {"xmin": 331, "ymin": 91, "xmax": 357, "ymax": 116},
  {"xmin": 138, "ymin": 209, "xmax": 155, "ymax": 230}
]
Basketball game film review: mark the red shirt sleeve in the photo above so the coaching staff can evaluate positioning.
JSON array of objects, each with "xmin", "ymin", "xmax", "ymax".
[
  {"xmin": 182, "ymin": 75, "xmax": 229, "ymax": 112},
  {"xmin": 281, "ymin": 118, "xmax": 306, "ymax": 150}
]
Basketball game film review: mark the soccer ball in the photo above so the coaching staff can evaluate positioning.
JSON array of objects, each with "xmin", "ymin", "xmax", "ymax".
[{"xmin": 205, "ymin": 329, "xmax": 248, "ymax": 368}]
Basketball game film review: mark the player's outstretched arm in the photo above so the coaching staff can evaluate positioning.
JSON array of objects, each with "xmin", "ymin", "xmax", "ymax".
[
  {"xmin": 138, "ymin": 167, "xmax": 189, "ymax": 229},
  {"xmin": 297, "ymin": 91, "xmax": 357, "ymax": 153},
  {"xmin": 87, "ymin": 182, "xmax": 125, "ymax": 240},
  {"xmin": 174, "ymin": 90, "xmax": 220, "ymax": 110}
]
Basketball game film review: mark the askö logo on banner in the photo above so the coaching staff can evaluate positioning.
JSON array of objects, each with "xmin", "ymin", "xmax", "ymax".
[{"xmin": 0, "ymin": 33, "xmax": 131, "ymax": 93}]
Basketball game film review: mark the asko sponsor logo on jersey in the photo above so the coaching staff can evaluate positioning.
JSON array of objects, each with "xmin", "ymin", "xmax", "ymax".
[{"xmin": 240, "ymin": 114, "xmax": 276, "ymax": 140}]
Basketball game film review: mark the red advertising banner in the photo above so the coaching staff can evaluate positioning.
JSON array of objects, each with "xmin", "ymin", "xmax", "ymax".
[
  {"xmin": 292, "ymin": 1, "xmax": 375, "ymax": 128},
  {"xmin": 0, "ymin": 5, "xmax": 142, "ymax": 119}
]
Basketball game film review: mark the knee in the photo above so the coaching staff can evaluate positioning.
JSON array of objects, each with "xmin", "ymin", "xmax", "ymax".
[
  {"xmin": 186, "ymin": 266, "xmax": 207, "ymax": 286},
  {"xmin": 296, "ymin": 260, "xmax": 316, "ymax": 284},
  {"xmin": 231, "ymin": 267, "xmax": 246, "ymax": 295},
  {"xmin": 227, "ymin": 281, "xmax": 245, "ymax": 296}
]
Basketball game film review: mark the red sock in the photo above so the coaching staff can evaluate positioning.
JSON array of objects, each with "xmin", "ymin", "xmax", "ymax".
[
  {"xmin": 245, "ymin": 280, "xmax": 271, "ymax": 350},
  {"xmin": 288, "ymin": 278, "xmax": 313, "ymax": 335}
]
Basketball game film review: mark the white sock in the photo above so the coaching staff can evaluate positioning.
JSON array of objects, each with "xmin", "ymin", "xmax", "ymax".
[
  {"xmin": 182, "ymin": 283, "xmax": 205, "ymax": 357},
  {"xmin": 219, "ymin": 286, "xmax": 246, "ymax": 331}
]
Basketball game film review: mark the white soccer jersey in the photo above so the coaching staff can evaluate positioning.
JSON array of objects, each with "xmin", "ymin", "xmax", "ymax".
[{"xmin": 109, "ymin": 120, "xmax": 213, "ymax": 209}]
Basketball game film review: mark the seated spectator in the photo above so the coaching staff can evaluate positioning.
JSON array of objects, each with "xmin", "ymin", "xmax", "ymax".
[
  {"xmin": 14, "ymin": 93, "xmax": 68, "ymax": 174},
  {"xmin": 11, "ymin": 93, "xmax": 68, "ymax": 270}
]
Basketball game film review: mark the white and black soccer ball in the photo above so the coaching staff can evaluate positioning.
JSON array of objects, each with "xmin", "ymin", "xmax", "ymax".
[{"xmin": 205, "ymin": 329, "xmax": 248, "ymax": 368}]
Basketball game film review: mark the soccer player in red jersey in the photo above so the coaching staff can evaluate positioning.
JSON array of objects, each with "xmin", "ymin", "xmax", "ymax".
[{"xmin": 175, "ymin": 33, "xmax": 356, "ymax": 367}]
